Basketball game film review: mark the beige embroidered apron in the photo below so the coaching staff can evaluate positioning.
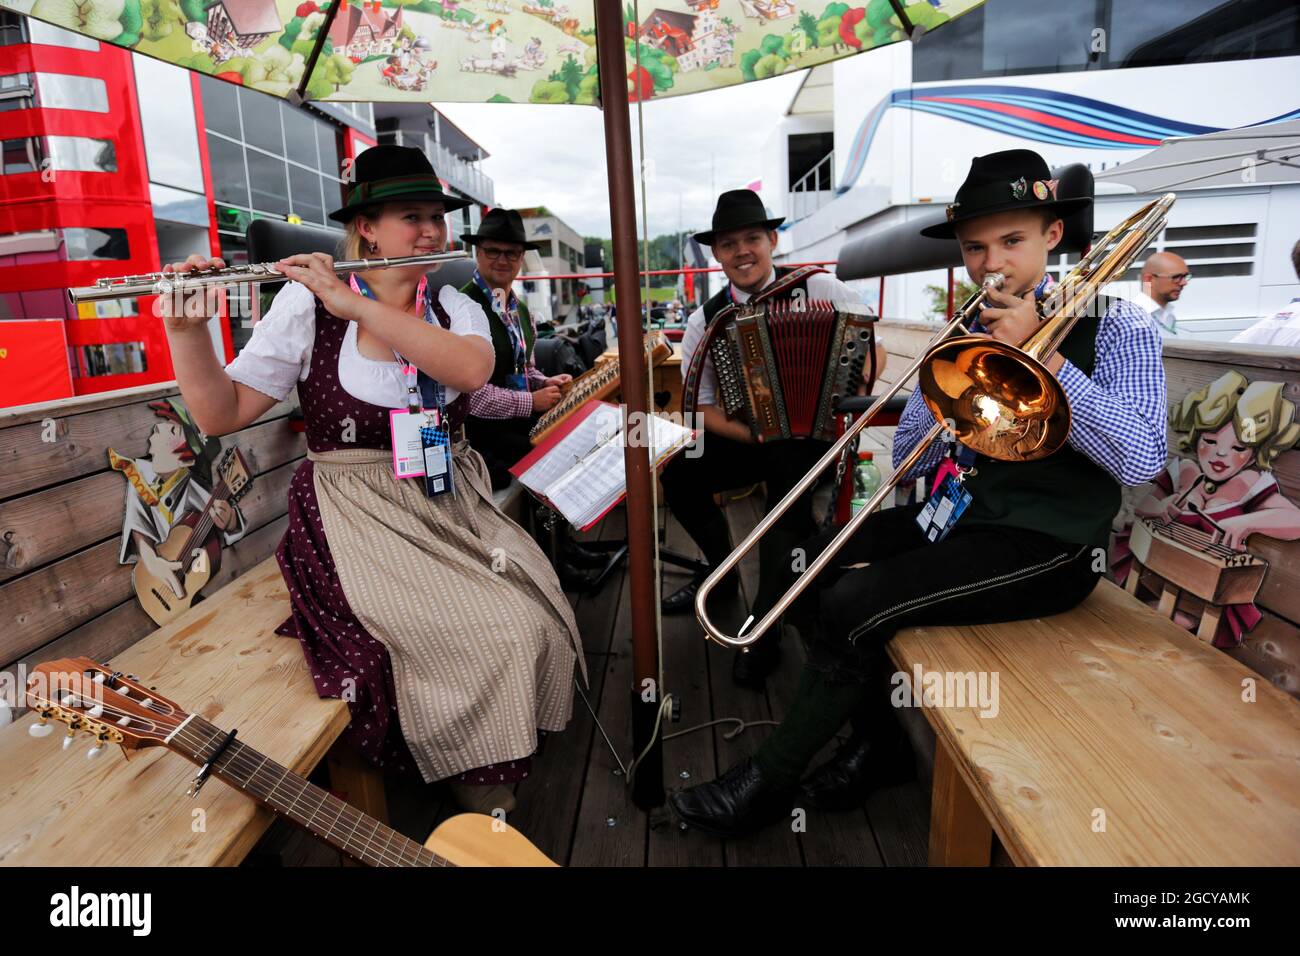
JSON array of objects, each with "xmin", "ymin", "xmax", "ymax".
[{"xmin": 309, "ymin": 442, "xmax": 584, "ymax": 783}]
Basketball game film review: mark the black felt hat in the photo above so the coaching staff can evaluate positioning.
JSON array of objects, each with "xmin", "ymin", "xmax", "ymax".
[
  {"xmin": 328, "ymin": 144, "xmax": 472, "ymax": 223},
  {"xmin": 693, "ymin": 189, "xmax": 785, "ymax": 246},
  {"xmin": 459, "ymin": 208, "xmax": 542, "ymax": 250},
  {"xmin": 919, "ymin": 149, "xmax": 1093, "ymax": 239}
]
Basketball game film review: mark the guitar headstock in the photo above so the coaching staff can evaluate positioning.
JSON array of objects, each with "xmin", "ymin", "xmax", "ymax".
[
  {"xmin": 216, "ymin": 447, "xmax": 253, "ymax": 504},
  {"xmin": 23, "ymin": 658, "xmax": 190, "ymax": 759}
]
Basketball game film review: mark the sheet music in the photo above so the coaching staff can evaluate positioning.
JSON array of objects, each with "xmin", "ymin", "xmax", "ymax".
[
  {"xmin": 517, "ymin": 402, "xmax": 695, "ymax": 528},
  {"xmin": 517, "ymin": 403, "xmax": 621, "ymax": 496}
]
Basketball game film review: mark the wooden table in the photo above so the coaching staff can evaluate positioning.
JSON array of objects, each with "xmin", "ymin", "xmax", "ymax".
[
  {"xmin": 889, "ymin": 580, "xmax": 1300, "ymax": 866},
  {"xmin": 0, "ymin": 559, "xmax": 382, "ymax": 866}
]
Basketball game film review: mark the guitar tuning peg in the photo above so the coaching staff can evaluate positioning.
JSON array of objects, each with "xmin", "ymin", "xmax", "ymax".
[
  {"xmin": 62, "ymin": 732, "xmax": 76, "ymax": 750},
  {"xmin": 86, "ymin": 744, "xmax": 106, "ymax": 761},
  {"xmin": 28, "ymin": 721, "xmax": 52, "ymax": 738},
  {"xmin": 86, "ymin": 704, "xmax": 104, "ymax": 719}
]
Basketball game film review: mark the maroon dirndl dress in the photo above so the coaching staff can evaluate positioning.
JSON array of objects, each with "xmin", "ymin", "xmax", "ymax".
[{"xmin": 273, "ymin": 295, "xmax": 531, "ymax": 784}]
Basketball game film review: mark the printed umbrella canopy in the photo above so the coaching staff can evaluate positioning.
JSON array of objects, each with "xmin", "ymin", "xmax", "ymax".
[
  {"xmin": 0, "ymin": 0, "xmax": 984, "ymax": 809},
  {"xmin": 0, "ymin": 0, "xmax": 983, "ymax": 105}
]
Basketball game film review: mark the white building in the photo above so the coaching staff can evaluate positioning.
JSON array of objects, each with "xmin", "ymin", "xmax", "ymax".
[
  {"xmin": 753, "ymin": 0, "xmax": 1300, "ymax": 341},
  {"xmin": 520, "ymin": 208, "xmax": 586, "ymax": 324}
]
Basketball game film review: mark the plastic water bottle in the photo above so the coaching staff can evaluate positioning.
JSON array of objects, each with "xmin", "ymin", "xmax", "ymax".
[{"xmin": 850, "ymin": 451, "xmax": 882, "ymax": 516}]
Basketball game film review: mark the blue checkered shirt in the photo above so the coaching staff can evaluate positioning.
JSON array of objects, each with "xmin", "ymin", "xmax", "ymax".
[{"xmin": 893, "ymin": 275, "xmax": 1167, "ymax": 487}]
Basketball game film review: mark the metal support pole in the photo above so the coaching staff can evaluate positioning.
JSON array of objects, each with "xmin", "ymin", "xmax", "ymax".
[{"xmin": 594, "ymin": 0, "xmax": 663, "ymax": 809}]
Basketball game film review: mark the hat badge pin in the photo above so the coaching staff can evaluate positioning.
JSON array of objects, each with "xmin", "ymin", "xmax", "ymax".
[{"xmin": 1010, "ymin": 177, "xmax": 1028, "ymax": 200}]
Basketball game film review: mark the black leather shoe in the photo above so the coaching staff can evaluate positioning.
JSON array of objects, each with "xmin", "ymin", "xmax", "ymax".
[
  {"xmin": 563, "ymin": 540, "xmax": 612, "ymax": 569},
  {"xmin": 731, "ymin": 632, "xmax": 781, "ymax": 689},
  {"xmin": 661, "ymin": 571, "xmax": 737, "ymax": 614},
  {"xmin": 798, "ymin": 734, "xmax": 914, "ymax": 811},
  {"xmin": 558, "ymin": 561, "xmax": 601, "ymax": 592},
  {"xmin": 669, "ymin": 758, "xmax": 795, "ymax": 838}
]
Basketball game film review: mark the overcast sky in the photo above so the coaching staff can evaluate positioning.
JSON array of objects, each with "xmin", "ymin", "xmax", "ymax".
[{"xmin": 437, "ymin": 70, "xmax": 806, "ymax": 241}]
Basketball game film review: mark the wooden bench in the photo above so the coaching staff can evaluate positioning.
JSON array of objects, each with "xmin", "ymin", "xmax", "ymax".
[
  {"xmin": 0, "ymin": 383, "xmax": 386, "ymax": 864},
  {"xmin": 888, "ymin": 581, "xmax": 1300, "ymax": 866},
  {"xmin": 868, "ymin": 321, "xmax": 1300, "ymax": 866}
]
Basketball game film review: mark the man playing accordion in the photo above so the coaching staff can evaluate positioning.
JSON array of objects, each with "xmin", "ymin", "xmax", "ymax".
[{"xmin": 665, "ymin": 189, "xmax": 888, "ymax": 689}]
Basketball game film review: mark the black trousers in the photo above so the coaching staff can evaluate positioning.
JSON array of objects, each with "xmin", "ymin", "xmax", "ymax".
[
  {"xmin": 780, "ymin": 502, "xmax": 1102, "ymax": 682},
  {"xmin": 660, "ymin": 433, "xmax": 831, "ymax": 613},
  {"xmin": 466, "ymin": 414, "xmax": 537, "ymax": 491}
]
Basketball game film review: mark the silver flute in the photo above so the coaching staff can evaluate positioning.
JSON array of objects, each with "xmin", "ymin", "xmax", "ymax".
[{"xmin": 67, "ymin": 250, "xmax": 469, "ymax": 303}]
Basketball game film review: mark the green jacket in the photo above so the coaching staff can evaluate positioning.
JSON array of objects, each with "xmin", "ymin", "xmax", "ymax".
[{"xmin": 460, "ymin": 277, "xmax": 535, "ymax": 389}]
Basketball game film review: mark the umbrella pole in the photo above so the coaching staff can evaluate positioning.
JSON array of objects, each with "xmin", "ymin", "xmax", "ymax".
[
  {"xmin": 293, "ymin": 0, "xmax": 344, "ymax": 103},
  {"xmin": 594, "ymin": 0, "xmax": 664, "ymax": 810}
]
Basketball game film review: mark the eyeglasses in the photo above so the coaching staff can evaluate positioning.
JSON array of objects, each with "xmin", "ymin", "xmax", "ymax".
[
  {"xmin": 479, "ymin": 247, "xmax": 524, "ymax": 262},
  {"xmin": 1151, "ymin": 272, "xmax": 1192, "ymax": 283}
]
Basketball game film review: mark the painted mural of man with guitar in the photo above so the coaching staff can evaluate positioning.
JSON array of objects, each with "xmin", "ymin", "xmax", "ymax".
[{"xmin": 110, "ymin": 399, "xmax": 251, "ymax": 626}]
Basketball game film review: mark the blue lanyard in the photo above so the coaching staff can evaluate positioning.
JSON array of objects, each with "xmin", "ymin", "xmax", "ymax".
[
  {"xmin": 349, "ymin": 273, "xmax": 446, "ymax": 418},
  {"xmin": 473, "ymin": 272, "xmax": 526, "ymax": 372}
]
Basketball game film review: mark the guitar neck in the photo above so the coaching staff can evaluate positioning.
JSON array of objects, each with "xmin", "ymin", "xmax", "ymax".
[
  {"xmin": 167, "ymin": 715, "xmax": 450, "ymax": 867},
  {"xmin": 180, "ymin": 475, "xmax": 230, "ymax": 566}
]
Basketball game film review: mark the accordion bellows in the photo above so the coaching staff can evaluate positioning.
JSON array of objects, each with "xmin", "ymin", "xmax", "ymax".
[{"xmin": 711, "ymin": 299, "xmax": 877, "ymax": 443}]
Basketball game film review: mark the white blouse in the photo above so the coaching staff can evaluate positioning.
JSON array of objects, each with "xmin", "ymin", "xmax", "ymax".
[{"xmin": 225, "ymin": 280, "xmax": 492, "ymax": 405}]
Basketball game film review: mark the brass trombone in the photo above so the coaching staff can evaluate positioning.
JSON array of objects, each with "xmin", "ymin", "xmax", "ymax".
[{"xmin": 696, "ymin": 192, "xmax": 1177, "ymax": 648}]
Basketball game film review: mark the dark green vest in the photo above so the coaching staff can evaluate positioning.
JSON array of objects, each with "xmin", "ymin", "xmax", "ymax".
[
  {"xmin": 958, "ymin": 304, "xmax": 1120, "ymax": 550},
  {"xmin": 461, "ymin": 279, "xmax": 535, "ymax": 389}
]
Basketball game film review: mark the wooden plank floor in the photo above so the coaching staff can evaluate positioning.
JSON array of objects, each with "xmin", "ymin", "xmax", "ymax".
[{"xmin": 250, "ymin": 496, "xmax": 931, "ymax": 867}]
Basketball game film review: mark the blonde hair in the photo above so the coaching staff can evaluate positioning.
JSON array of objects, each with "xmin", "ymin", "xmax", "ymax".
[
  {"xmin": 339, "ymin": 213, "xmax": 373, "ymax": 261},
  {"xmin": 1171, "ymin": 370, "xmax": 1300, "ymax": 471}
]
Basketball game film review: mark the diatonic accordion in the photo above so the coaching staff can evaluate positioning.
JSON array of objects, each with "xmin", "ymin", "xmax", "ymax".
[{"xmin": 709, "ymin": 298, "xmax": 876, "ymax": 443}]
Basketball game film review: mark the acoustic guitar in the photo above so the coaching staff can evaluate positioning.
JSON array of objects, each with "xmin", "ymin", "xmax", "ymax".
[
  {"xmin": 134, "ymin": 447, "xmax": 253, "ymax": 626},
  {"xmin": 24, "ymin": 657, "xmax": 555, "ymax": 867}
]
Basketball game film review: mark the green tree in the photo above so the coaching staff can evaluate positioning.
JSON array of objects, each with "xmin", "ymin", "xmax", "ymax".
[
  {"xmin": 558, "ymin": 55, "xmax": 583, "ymax": 102},
  {"xmin": 816, "ymin": 14, "xmax": 844, "ymax": 50},
  {"xmin": 178, "ymin": 0, "xmax": 215, "ymax": 22},
  {"xmin": 626, "ymin": 39, "xmax": 677, "ymax": 94},
  {"xmin": 177, "ymin": 50, "xmax": 216, "ymax": 72},
  {"xmin": 530, "ymin": 79, "xmax": 570, "ymax": 104},
  {"xmin": 140, "ymin": 0, "xmax": 178, "ymax": 41},
  {"xmin": 923, "ymin": 278, "xmax": 978, "ymax": 320},
  {"xmin": 575, "ymin": 66, "xmax": 600, "ymax": 105},
  {"xmin": 110, "ymin": 0, "xmax": 142, "ymax": 44},
  {"xmin": 318, "ymin": 52, "xmax": 355, "ymax": 92},
  {"xmin": 228, "ymin": 44, "xmax": 304, "ymax": 96},
  {"xmin": 740, "ymin": 34, "xmax": 788, "ymax": 81},
  {"xmin": 32, "ymin": 0, "xmax": 134, "ymax": 42},
  {"xmin": 291, "ymin": 36, "xmax": 334, "ymax": 62},
  {"xmin": 305, "ymin": 62, "xmax": 336, "ymax": 100},
  {"xmin": 798, "ymin": 10, "xmax": 820, "ymax": 48}
]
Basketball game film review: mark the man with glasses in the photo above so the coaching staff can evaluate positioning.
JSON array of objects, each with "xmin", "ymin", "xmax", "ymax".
[
  {"xmin": 1133, "ymin": 251, "xmax": 1190, "ymax": 336},
  {"xmin": 461, "ymin": 208, "xmax": 605, "ymax": 588}
]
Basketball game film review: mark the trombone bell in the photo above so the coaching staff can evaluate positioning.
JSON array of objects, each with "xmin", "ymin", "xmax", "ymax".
[{"xmin": 918, "ymin": 335, "xmax": 1070, "ymax": 462}]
